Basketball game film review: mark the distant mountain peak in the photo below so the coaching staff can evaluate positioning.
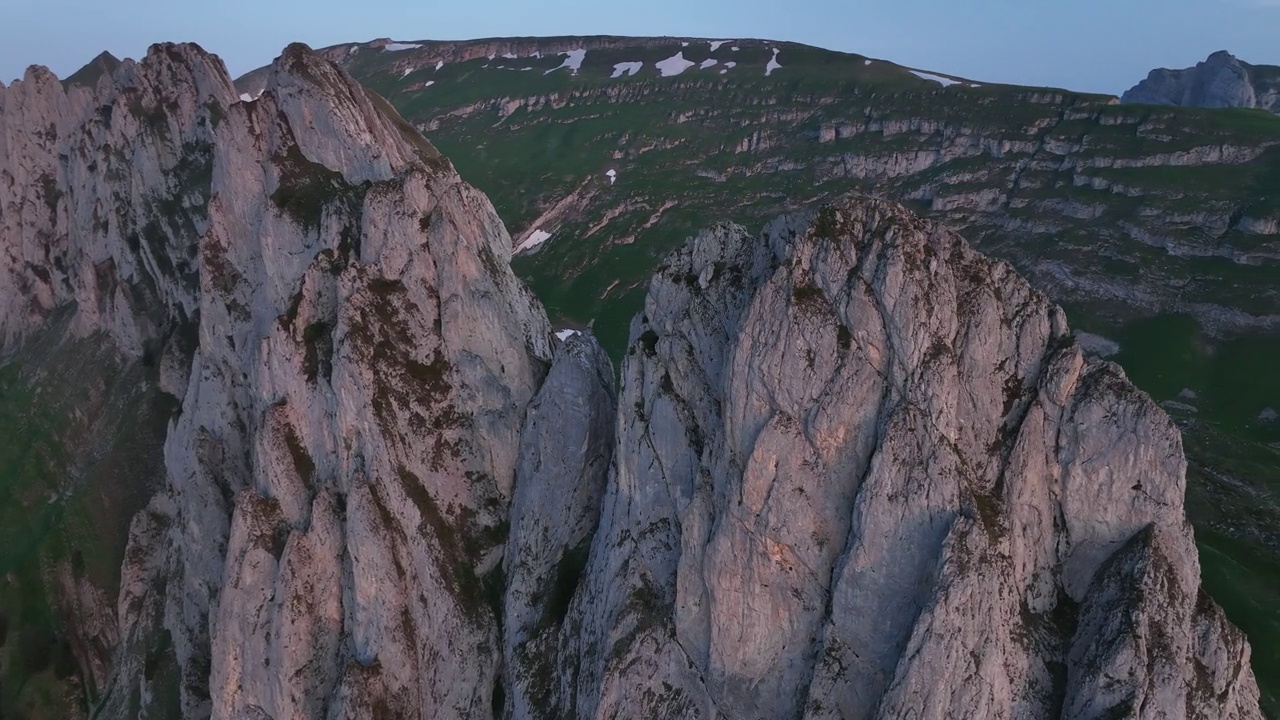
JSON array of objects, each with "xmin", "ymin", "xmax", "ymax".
[
  {"xmin": 62, "ymin": 50, "xmax": 121, "ymax": 88},
  {"xmin": 1122, "ymin": 50, "xmax": 1280, "ymax": 112}
]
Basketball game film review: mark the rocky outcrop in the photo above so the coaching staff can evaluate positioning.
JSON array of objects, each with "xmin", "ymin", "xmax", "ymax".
[
  {"xmin": 503, "ymin": 332, "xmax": 616, "ymax": 719},
  {"xmin": 2, "ymin": 41, "xmax": 553, "ymax": 718},
  {"xmin": 536, "ymin": 197, "xmax": 1263, "ymax": 719},
  {"xmin": 1123, "ymin": 50, "xmax": 1280, "ymax": 113},
  {"xmin": 0, "ymin": 38, "xmax": 1264, "ymax": 720},
  {"xmin": 146, "ymin": 45, "xmax": 552, "ymax": 719}
]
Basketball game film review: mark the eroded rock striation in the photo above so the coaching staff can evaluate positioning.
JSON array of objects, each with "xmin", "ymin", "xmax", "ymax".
[
  {"xmin": 2, "ymin": 41, "xmax": 555, "ymax": 718},
  {"xmin": 530, "ymin": 198, "xmax": 1263, "ymax": 719},
  {"xmin": 0, "ymin": 40, "xmax": 1263, "ymax": 719}
]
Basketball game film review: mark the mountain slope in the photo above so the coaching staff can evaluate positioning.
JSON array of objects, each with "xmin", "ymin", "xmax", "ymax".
[
  {"xmin": 62, "ymin": 51, "xmax": 121, "ymax": 89},
  {"xmin": 1123, "ymin": 51, "xmax": 1280, "ymax": 113},
  {"xmin": 237, "ymin": 36, "xmax": 1280, "ymax": 355}
]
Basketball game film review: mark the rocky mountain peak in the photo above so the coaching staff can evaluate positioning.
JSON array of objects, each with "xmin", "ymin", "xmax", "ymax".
[
  {"xmin": 516, "ymin": 194, "xmax": 1263, "ymax": 719},
  {"xmin": 63, "ymin": 50, "xmax": 121, "ymax": 88},
  {"xmin": 2, "ymin": 39, "xmax": 553, "ymax": 717},
  {"xmin": 1122, "ymin": 49, "xmax": 1280, "ymax": 113},
  {"xmin": 229, "ymin": 32, "xmax": 1280, "ymax": 714},
  {"xmin": 0, "ymin": 38, "xmax": 1267, "ymax": 720}
]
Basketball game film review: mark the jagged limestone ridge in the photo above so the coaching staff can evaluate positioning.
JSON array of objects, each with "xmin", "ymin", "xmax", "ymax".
[
  {"xmin": 0, "ymin": 37, "xmax": 1266, "ymax": 720},
  {"xmin": 527, "ymin": 196, "xmax": 1263, "ymax": 719},
  {"xmin": 2, "ymin": 40, "xmax": 553, "ymax": 718}
]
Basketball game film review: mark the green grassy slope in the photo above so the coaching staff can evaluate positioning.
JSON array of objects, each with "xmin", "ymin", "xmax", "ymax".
[{"xmin": 0, "ymin": 324, "xmax": 172, "ymax": 719}]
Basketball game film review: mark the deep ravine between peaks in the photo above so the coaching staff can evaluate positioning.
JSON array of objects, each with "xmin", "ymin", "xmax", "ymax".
[{"xmin": 0, "ymin": 42, "xmax": 1264, "ymax": 719}]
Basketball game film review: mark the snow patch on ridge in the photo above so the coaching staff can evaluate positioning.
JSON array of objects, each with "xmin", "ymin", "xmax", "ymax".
[
  {"xmin": 710, "ymin": 40, "xmax": 730, "ymax": 51},
  {"xmin": 384, "ymin": 43, "xmax": 423, "ymax": 52},
  {"xmin": 435, "ymin": 60, "xmax": 444, "ymax": 71},
  {"xmin": 700, "ymin": 59, "xmax": 718, "ymax": 70},
  {"xmin": 546, "ymin": 49, "xmax": 587, "ymax": 75},
  {"xmin": 656, "ymin": 52, "xmax": 696, "ymax": 77},
  {"xmin": 606, "ymin": 169, "xmax": 617, "ymax": 185},
  {"xmin": 611, "ymin": 62, "xmax": 643, "ymax": 78},
  {"xmin": 910, "ymin": 70, "xmax": 960, "ymax": 86},
  {"xmin": 555, "ymin": 329, "xmax": 580, "ymax": 341},
  {"xmin": 766, "ymin": 48, "xmax": 782, "ymax": 76},
  {"xmin": 517, "ymin": 229, "xmax": 552, "ymax": 253}
]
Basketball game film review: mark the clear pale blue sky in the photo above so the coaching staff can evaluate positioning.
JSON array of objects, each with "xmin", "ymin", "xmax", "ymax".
[{"xmin": 4, "ymin": 0, "xmax": 1280, "ymax": 94}]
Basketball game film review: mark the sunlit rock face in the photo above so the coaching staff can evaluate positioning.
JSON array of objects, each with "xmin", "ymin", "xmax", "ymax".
[
  {"xmin": 532, "ymin": 197, "xmax": 1262, "ymax": 720},
  {"xmin": 3, "ymin": 40, "xmax": 553, "ymax": 718}
]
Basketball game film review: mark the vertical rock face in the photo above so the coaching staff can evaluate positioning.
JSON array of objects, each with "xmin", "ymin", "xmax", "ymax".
[
  {"xmin": 146, "ymin": 45, "xmax": 553, "ymax": 720},
  {"xmin": 547, "ymin": 197, "xmax": 1263, "ymax": 720},
  {"xmin": 2, "ymin": 41, "xmax": 555, "ymax": 719},
  {"xmin": 0, "ymin": 40, "xmax": 1264, "ymax": 720},
  {"xmin": 0, "ymin": 44, "xmax": 226, "ymax": 357},
  {"xmin": 503, "ymin": 332, "xmax": 617, "ymax": 719}
]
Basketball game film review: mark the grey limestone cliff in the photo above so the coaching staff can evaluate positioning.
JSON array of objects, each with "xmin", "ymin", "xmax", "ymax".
[
  {"xmin": 529, "ymin": 197, "xmax": 1264, "ymax": 719},
  {"xmin": 2, "ymin": 40, "xmax": 556, "ymax": 718},
  {"xmin": 0, "ymin": 38, "xmax": 1265, "ymax": 720}
]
